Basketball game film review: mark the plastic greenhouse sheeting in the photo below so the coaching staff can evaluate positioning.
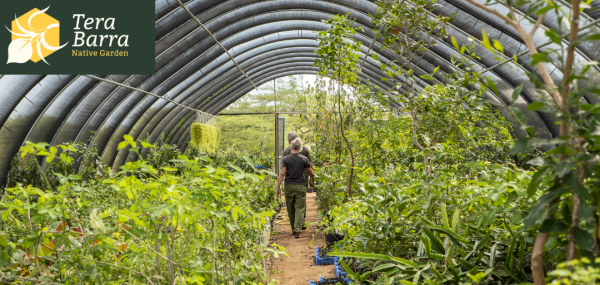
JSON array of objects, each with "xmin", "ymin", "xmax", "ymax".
[{"xmin": 1, "ymin": 0, "xmax": 600, "ymax": 186}]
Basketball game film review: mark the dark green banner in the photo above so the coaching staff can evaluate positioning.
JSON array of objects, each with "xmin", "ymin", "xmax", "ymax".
[{"xmin": 0, "ymin": 0, "xmax": 155, "ymax": 74}]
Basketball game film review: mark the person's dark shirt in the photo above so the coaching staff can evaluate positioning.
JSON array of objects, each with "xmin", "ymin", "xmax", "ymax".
[
  {"xmin": 281, "ymin": 153, "xmax": 310, "ymax": 185},
  {"xmin": 283, "ymin": 145, "xmax": 311, "ymax": 177}
]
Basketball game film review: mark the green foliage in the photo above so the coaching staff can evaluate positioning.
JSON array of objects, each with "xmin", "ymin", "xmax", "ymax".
[
  {"xmin": 547, "ymin": 258, "xmax": 600, "ymax": 285},
  {"xmin": 0, "ymin": 137, "xmax": 283, "ymax": 284},
  {"xmin": 315, "ymin": 14, "xmax": 362, "ymax": 86},
  {"xmin": 191, "ymin": 123, "xmax": 221, "ymax": 153},
  {"xmin": 471, "ymin": 0, "xmax": 600, "ymax": 281},
  {"xmin": 313, "ymin": 13, "xmax": 365, "ymax": 197},
  {"xmin": 324, "ymin": 162, "xmax": 546, "ymax": 284},
  {"xmin": 7, "ymin": 141, "xmax": 110, "ymax": 190},
  {"xmin": 307, "ymin": 0, "xmax": 600, "ymax": 281}
]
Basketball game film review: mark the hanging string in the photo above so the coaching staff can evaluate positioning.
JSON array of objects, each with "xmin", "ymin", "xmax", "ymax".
[{"xmin": 195, "ymin": 111, "xmax": 218, "ymax": 127}]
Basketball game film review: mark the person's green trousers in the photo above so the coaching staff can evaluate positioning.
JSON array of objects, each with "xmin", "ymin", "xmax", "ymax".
[{"xmin": 284, "ymin": 184, "xmax": 307, "ymax": 233}]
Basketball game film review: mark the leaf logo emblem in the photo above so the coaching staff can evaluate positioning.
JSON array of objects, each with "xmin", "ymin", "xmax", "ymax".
[{"xmin": 6, "ymin": 6, "xmax": 68, "ymax": 65}]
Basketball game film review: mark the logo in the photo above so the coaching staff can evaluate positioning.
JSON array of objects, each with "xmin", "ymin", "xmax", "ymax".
[
  {"xmin": 6, "ymin": 6, "xmax": 67, "ymax": 65},
  {"xmin": 0, "ymin": 1, "xmax": 154, "ymax": 74}
]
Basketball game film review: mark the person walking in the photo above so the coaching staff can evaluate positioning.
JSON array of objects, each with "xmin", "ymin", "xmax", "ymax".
[
  {"xmin": 276, "ymin": 138, "xmax": 315, "ymax": 238},
  {"xmin": 282, "ymin": 131, "xmax": 313, "ymax": 229},
  {"xmin": 282, "ymin": 131, "xmax": 314, "ymax": 171}
]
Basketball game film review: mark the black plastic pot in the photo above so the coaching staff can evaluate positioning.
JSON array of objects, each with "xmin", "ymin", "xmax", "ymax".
[
  {"xmin": 322, "ymin": 210, "xmax": 334, "ymax": 224},
  {"xmin": 325, "ymin": 232, "xmax": 345, "ymax": 248}
]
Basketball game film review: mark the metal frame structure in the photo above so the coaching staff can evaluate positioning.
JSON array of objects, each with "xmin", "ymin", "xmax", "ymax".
[{"xmin": 1, "ymin": 0, "xmax": 600, "ymax": 185}]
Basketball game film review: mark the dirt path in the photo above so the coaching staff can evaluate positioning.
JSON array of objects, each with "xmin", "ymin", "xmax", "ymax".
[{"xmin": 268, "ymin": 192, "xmax": 336, "ymax": 285}]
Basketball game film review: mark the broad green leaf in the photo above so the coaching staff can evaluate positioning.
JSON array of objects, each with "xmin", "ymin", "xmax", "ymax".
[
  {"xmin": 373, "ymin": 263, "xmax": 398, "ymax": 272},
  {"xmin": 328, "ymin": 252, "xmax": 392, "ymax": 261},
  {"xmin": 535, "ymin": 4, "xmax": 554, "ymax": 16},
  {"xmin": 483, "ymin": 208, "xmax": 496, "ymax": 226},
  {"xmin": 423, "ymin": 228, "xmax": 445, "ymax": 255},
  {"xmin": 492, "ymin": 40, "xmax": 504, "ymax": 53},
  {"xmin": 512, "ymin": 84, "xmax": 524, "ymax": 101},
  {"xmin": 227, "ymin": 162, "xmax": 244, "ymax": 173},
  {"xmin": 527, "ymin": 102, "xmax": 544, "ymax": 111},
  {"xmin": 451, "ymin": 208, "xmax": 459, "ymax": 231},
  {"xmin": 427, "ymin": 224, "xmax": 472, "ymax": 245},
  {"xmin": 486, "ymin": 77, "xmax": 499, "ymax": 95},
  {"xmin": 421, "ymin": 234, "xmax": 432, "ymax": 256},
  {"xmin": 232, "ymin": 172, "xmax": 245, "ymax": 180},
  {"xmin": 431, "ymin": 265, "xmax": 444, "ymax": 280},
  {"xmin": 417, "ymin": 215, "xmax": 435, "ymax": 226},
  {"xmin": 524, "ymin": 188, "xmax": 568, "ymax": 229},
  {"xmin": 481, "ymin": 29, "xmax": 494, "ymax": 52},
  {"xmin": 413, "ymin": 271, "xmax": 421, "ymax": 284},
  {"xmin": 440, "ymin": 203, "xmax": 449, "ymax": 229},
  {"xmin": 118, "ymin": 141, "xmax": 129, "ymax": 150},
  {"xmin": 243, "ymin": 156, "xmax": 257, "ymax": 170},
  {"xmin": 204, "ymin": 165, "xmax": 215, "ymax": 173},
  {"xmin": 458, "ymin": 258, "xmax": 474, "ymax": 270},
  {"xmin": 390, "ymin": 257, "xmax": 419, "ymax": 269},
  {"xmin": 451, "ymin": 36, "xmax": 459, "ymax": 50},
  {"xmin": 573, "ymin": 227, "xmax": 594, "ymax": 249},
  {"xmin": 475, "ymin": 231, "xmax": 490, "ymax": 252},
  {"xmin": 527, "ymin": 167, "xmax": 549, "ymax": 197}
]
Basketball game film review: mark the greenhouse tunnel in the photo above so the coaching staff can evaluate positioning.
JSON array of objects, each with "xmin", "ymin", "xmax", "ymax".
[{"xmin": 1, "ymin": 0, "xmax": 600, "ymax": 187}]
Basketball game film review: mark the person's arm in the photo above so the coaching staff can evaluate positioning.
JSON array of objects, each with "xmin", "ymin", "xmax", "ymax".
[
  {"xmin": 306, "ymin": 167, "xmax": 315, "ymax": 186},
  {"xmin": 306, "ymin": 148, "xmax": 314, "ymax": 169},
  {"xmin": 276, "ymin": 167, "xmax": 286, "ymax": 199}
]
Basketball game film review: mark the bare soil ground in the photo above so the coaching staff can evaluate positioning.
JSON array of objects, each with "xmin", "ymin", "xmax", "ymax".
[{"xmin": 268, "ymin": 192, "xmax": 336, "ymax": 285}]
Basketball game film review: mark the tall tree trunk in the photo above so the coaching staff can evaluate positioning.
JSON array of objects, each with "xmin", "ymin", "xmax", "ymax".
[
  {"xmin": 338, "ymin": 81, "xmax": 354, "ymax": 198},
  {"xmin": 410, "ymin": 92, "xmax": 427, "ymax": 175}
]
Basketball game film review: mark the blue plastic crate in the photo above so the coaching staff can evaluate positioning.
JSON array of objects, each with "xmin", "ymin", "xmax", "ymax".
[
  {"xmin": 334, "ymin": 259, "xmax": 347, "ymax": 278},
  {"xmin": 310, "ymin": 276, "xmax": 350, "ymax": 284},
  {"xmin": 315, "ymin": 247, "xmax": 337, "ymax": 265},
  {"xmin": 335, "ymin": 258, "xmax": 360, "ymax": 279}
]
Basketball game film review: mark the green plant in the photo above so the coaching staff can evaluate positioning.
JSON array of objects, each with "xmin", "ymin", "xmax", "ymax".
[
  {"xmin": 0, "ymin": 135, "xmax": 285, "ymax": 284},
  {"xmin": 457, "ymin": 0, "xmax": 600, "ymax": 282},
  {"xmin": 314, "ymin": 13, "xmax": 363, "ymax": 198},
  {"xmin": 371, "ymin": 0, "xmax": 452, "ymax": 174},
  {"xmin": 191, "ymin": 123, "xmax": 221, "ymax": 153},
  {"xmin": 546, "ymin": 258, "xmax": 600, "ymax": 285},
  {"xmin": 326, "ymin": 162, "xmax": 545, "ymax": 284}
]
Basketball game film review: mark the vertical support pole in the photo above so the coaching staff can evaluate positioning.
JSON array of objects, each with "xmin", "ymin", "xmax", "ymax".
[
  {"xmin": 275, "ymin": 112, "xmax": 279, "ymax": 175},
  {"xmin": 274, "ymin": 113, "xmax": 285, "ymax": 175}
]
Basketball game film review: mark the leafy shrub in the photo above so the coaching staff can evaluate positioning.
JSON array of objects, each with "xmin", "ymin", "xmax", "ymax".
[
  {"xmin": 0, "ymin": 137, "xmax": 284, "ymax": 285},
  {"xmin": 547, "ymin": 258, "xmax": 600, "ymax": 285},
  {"xmin": 325, "ymin": 162, "xmax": 545, "ymax": 284}
]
